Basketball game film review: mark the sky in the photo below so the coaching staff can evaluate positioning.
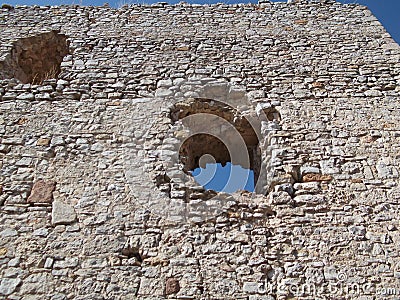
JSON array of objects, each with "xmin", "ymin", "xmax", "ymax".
[
  {"xmin": 1, "ymin": 0, "xmax": 399, "ymax": 44},
  {"xmin": 192, "ymin": 162, "xmax": 255, "ymax": 193}
]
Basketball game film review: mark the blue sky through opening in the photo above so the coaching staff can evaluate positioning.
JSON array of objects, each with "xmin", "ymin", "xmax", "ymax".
[
  {"xmin": 191, "ymin": 162, "xmax": 254, "ymax": 193},
  {"xmin": 1, "ymin": 0, "xmax": 399, "ymax": 44}
]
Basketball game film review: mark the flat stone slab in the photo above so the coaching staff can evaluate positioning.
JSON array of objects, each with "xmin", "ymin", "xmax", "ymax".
[
  {"xmin": 165, "ymin": 277, "xmax": 180, "ymax": 295},
  {"xmin": 51, "ymin": 200, "xmax": 77, "ymax": 226},
  {"xmin": 27, "ymin": 180, "xmax": 56, "ymax": 205},
  {"xmin": 0, "ymin": 278, "xmax": 21, "ymax": 296}
]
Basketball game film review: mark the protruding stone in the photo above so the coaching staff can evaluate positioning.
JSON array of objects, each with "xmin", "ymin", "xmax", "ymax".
[
  {"xmin": 44, "ymin": 257, "xmax": 54, "ymax": 269},
  {"xmin": 53, "ymin": 257, "xmax": 79, "ymax": 268},
  {"xmin": 165, "ymin": 277, "xmax": 180, "ymax": 295},
  {"xmin": 0, "ymin": 144, "xmax": 10, "ymax": 153},
  {"xmin": 1, "ymin": 138, "xmax": 23, "ymax": 145},
  {"xmin": 243, "ymin": 282, "xmax": 259, "ymax": 293},
  {"xmin": 176, "ymin": 45, "xmax": 189, "ymax": 51},
  {"xmin": 16, "ymin": 93, "xmax": 34, "ymax": 100},
  {"xmin": 27, "ymin": 180, "xmax": 56, "ymax": 205},
  {"xmin": 81, "ymin": 257, "xmax": 107, "ymax": 269},
  {"xmin": 52, "ymin": 200, "xmax": 77, "ymax": 225},
  {"xmin": 302, "ymin": 173, "xmax": 332, "ymax": 182},
  {"xmin": 348, "ymin": 225, "xmax": 366, "ymax": 240},
  {"xmin": 300, "ymin": 166, "xmax": 320, "ymax": 175},
  {"xmin": 0, "ymin": 228, "xmax": 18, "ymax": 238},
  {"xmin": 268, "ymin": 191, "xmax": 293, "ymax": 205},
  {"xmin": 364, "ymin": 89, "xmax": 382, "ymax": 97},
  {"xmin": 15, "ymin": 157, "xmax": 33, "ymax": 167},
  {"xmin": 155, "ymin": 88, "xmax": 173, "ymax": 98},
  {"xmin": 37, "ymin": 138, "xmax": 51, "ymax": 146},
  {"xmin": 0, "ymin": 248, "xmax": 8, "ymax": 256},
  {"xmin": 157, "ymin": 79, "xmax": 173, "ymax": 88}
]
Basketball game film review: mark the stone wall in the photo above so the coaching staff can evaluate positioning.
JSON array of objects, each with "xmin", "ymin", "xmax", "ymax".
[{"xmin": 0, "ymin": 1, "xmax": 400, "ymax": 299}]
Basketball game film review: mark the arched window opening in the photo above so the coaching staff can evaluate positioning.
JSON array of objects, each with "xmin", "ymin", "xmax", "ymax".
[{"xmin": 172, "ymin": 98, "xmax": 262, "ymax": 194}]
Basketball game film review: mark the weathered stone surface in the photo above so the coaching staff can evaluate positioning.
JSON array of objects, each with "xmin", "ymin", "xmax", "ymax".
[
  {"xmin": 155, "ymin": 88, "xmax": 173, "ymax": 98},
  {"xmin": 81, "ymin": 257, "xmax": 107, "ymax": 269},
  {"xmin": 0, "ymin": 278, "xmax": 21, "ymax": 296},
  {"xmin": 15, "ymin": 157, "xmax": 33, "ymax": 167},
  {"xmin": 0, "ymin": 1, "xmax": 398, "ymax": 299},
  {"xmin": 1, "ymin": 138, "xmax": 23, "ymax": 145},
  {"xmin": 36, "ymin": 137, "xmax": 51, "ymax": 146},
  {"xmin": 53, "ymin": 257, "xmax": 79, "ymax": 269},
  {"xmin": 0, "ymin": 228, "xmax": 18, "ymax": 238},
  {"xmin": 300, "ymin": 166, "xmax": 320, "ymax": 175},
  {"xmin": 44, "ymin": 257, "xmax": 54, "ymax": 269},
  {"xmin": 165, "ymin": 277, "xmax": 180, "ymax": 295},
  {"xmin": 16, "ymin": 93, "xmax": 34, "ymax": 100},
  {"xmin": 0, "ymin": 248, "xmax": 7, "ymax": 256},
  {"xmin": 242, "ymin": 282, "xmax": 260, "ymax": 293},
  {"xmin": 51, "ymin": 200, "xmax": 77, "ymax": 225},
  {"xmin": 302, "ymin": 173, "xmax": 333, "ymax": 182},
  {"xmin": 27, "ymin": 180, "xmax": 56, "ymax": 204}
]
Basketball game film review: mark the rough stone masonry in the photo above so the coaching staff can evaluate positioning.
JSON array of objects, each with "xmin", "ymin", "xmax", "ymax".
[{"xmin": 0, "ymin": 0, "xmax": 400, "ymax": 299}]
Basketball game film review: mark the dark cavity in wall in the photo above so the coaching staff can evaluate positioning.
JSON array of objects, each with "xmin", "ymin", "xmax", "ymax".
[
  {"xmin": 171, "ymin": 98, "xmax": 262, "ymax": 193},
  {"xmin": 0, "ymin": 30, "xmax": 69, "ymax": 84}
]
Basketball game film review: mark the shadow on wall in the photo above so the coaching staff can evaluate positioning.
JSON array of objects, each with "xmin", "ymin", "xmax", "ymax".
[{"xmin": 0, "ymin": 30, "xmax": 69, "ymax": 84}]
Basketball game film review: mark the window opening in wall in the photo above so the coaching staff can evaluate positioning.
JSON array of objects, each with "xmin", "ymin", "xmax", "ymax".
[
  {"xmin": 173, "ymin": 98, "xmax": 262, "ymax": 194},
  {"xmin": 162, "ymin": 97, "xmax": 281, "ymax": 197}
]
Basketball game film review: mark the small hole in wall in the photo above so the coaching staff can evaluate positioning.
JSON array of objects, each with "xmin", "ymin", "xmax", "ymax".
[{"xmin": 121, "ymin": 246, "xmax": 143, "ymax": 263}]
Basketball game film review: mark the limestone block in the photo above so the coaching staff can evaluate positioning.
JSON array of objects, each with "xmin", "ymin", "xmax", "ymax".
[
  {"xmin": 51, "ymin": 200, "xmax": 77, "ymax": 225},
  {"xmin": 0, "ymin": 278, "xmax": 21, "ymax": 296}
]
